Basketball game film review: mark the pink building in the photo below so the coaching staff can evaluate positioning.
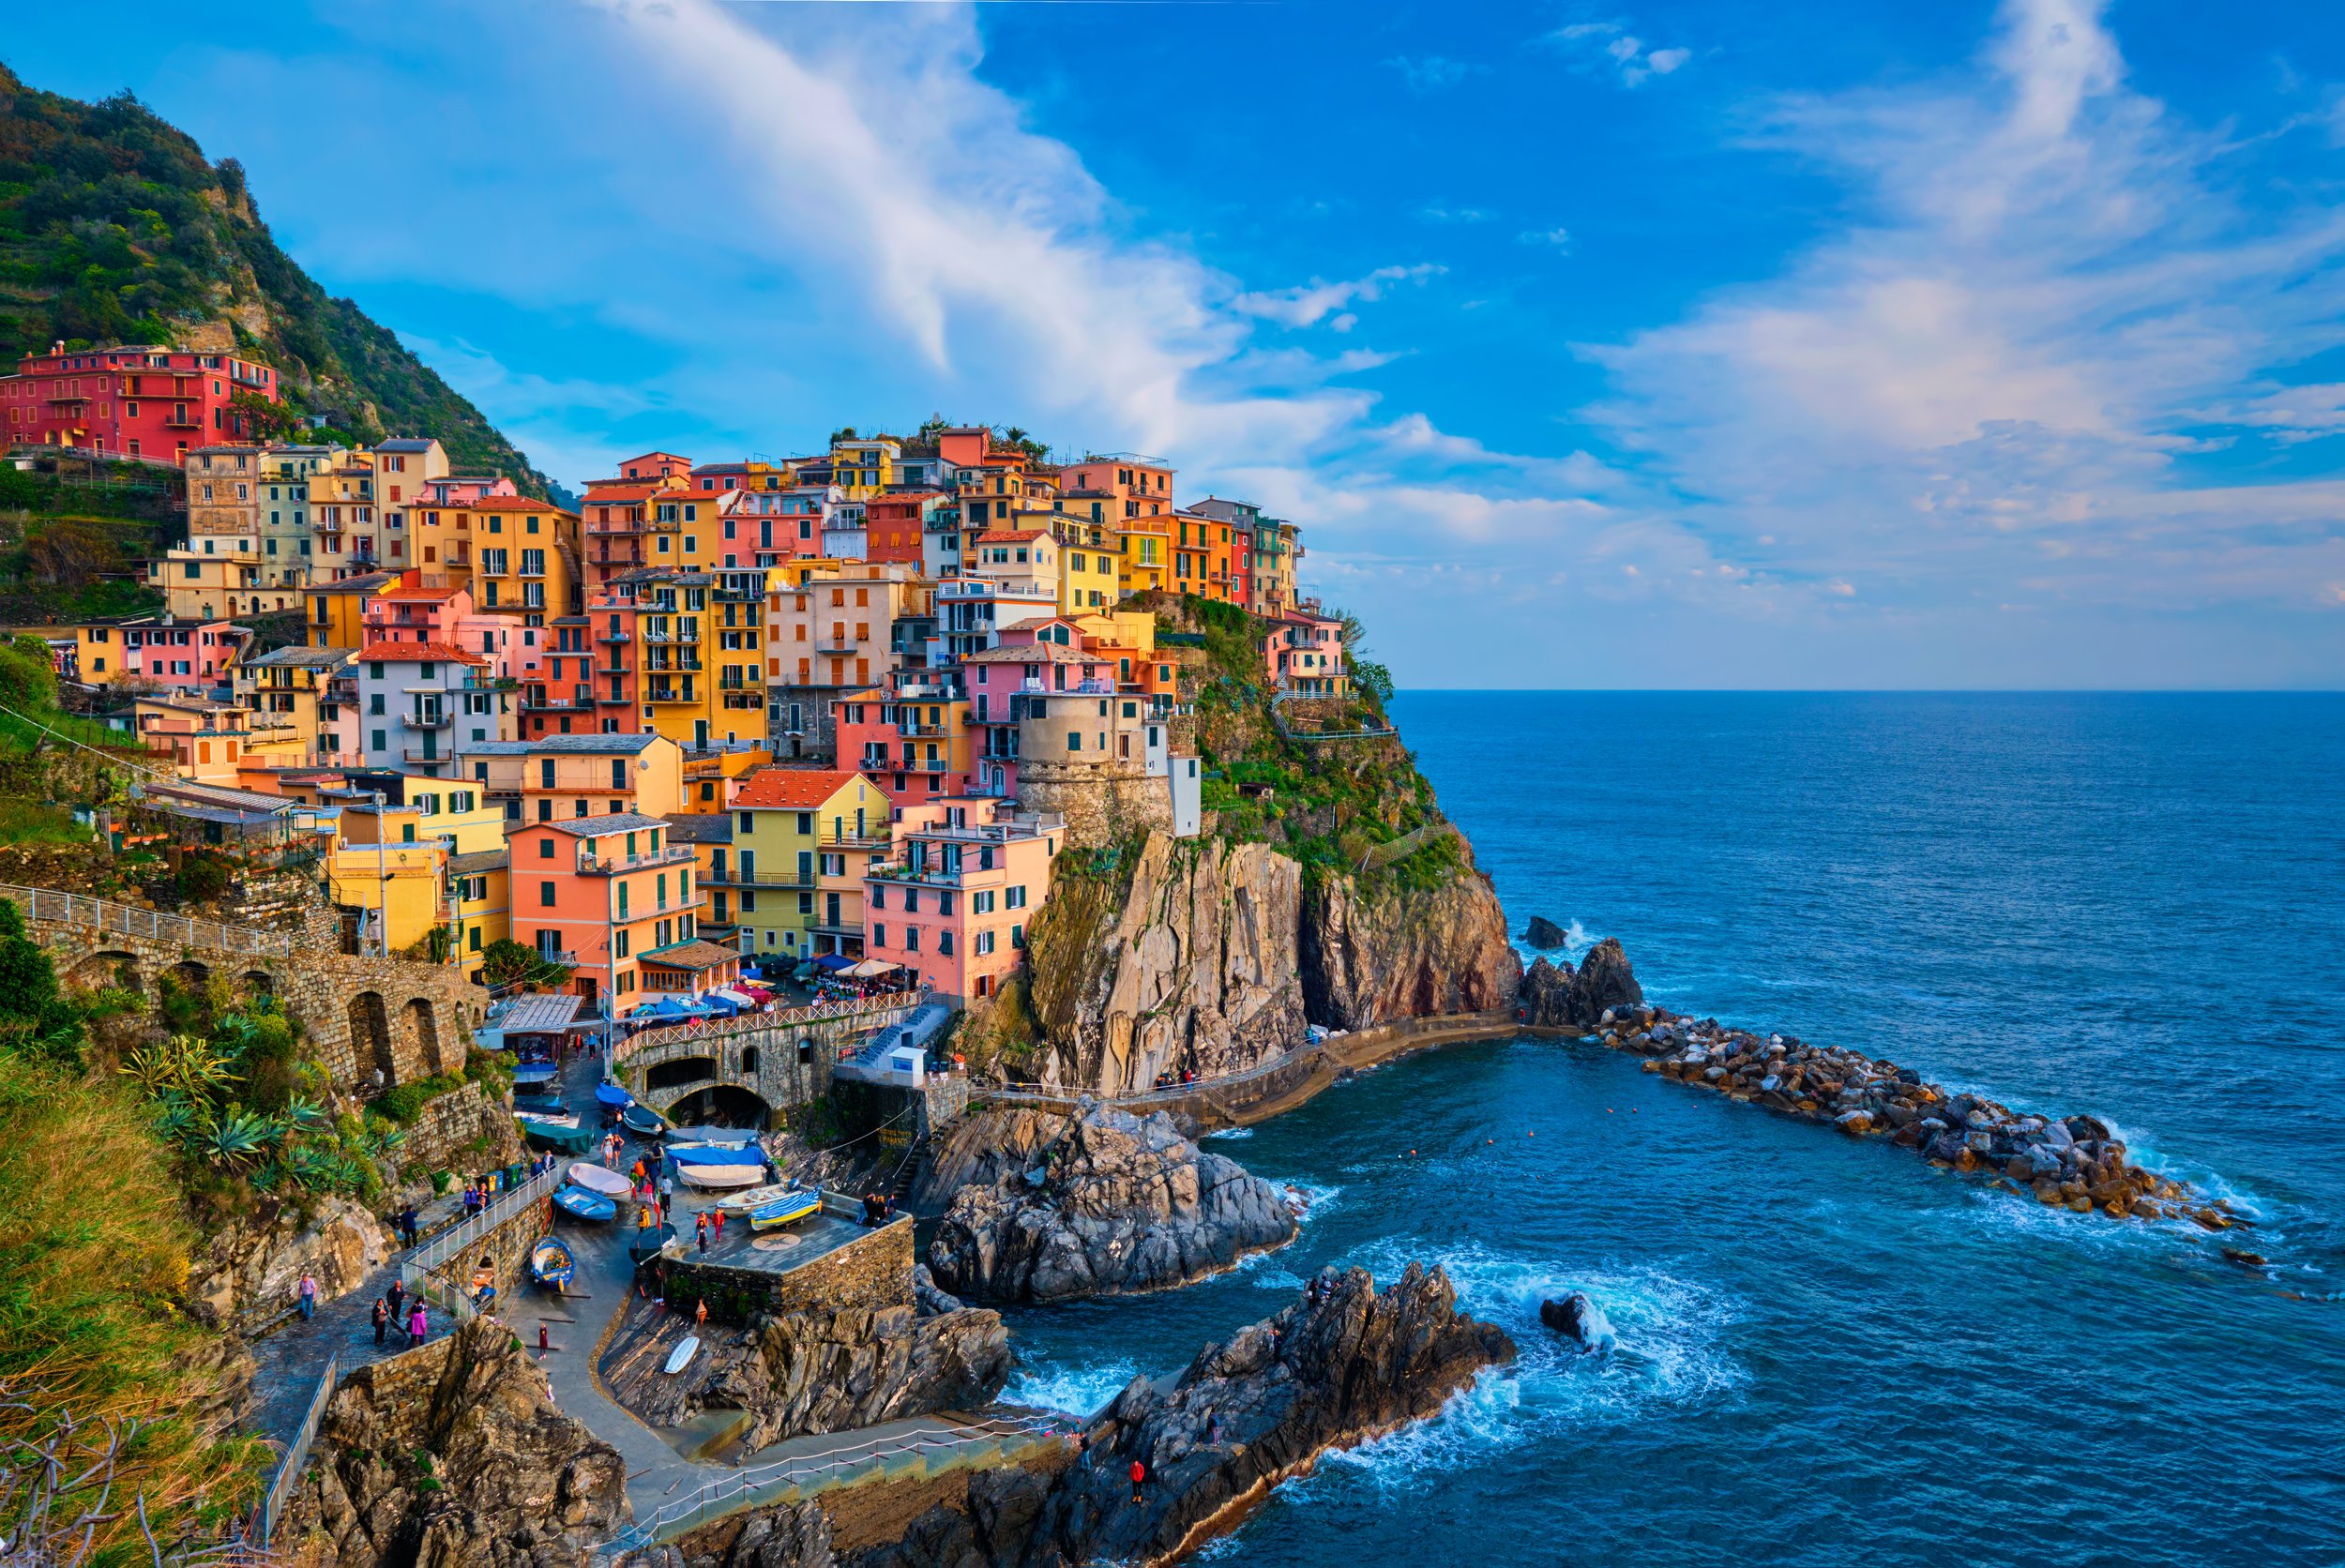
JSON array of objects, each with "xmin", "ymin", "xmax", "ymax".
[
  {"xmin": 357, "ymin": 579, "xmax": 540, "ymax": 688},
  {"xmin": 1263, "ymin": 607, "xmax": 1349, "ymax": 697},
  {"xmin": 862, "ymin": 797, "xmax": 1061, "ymax": 1002}
]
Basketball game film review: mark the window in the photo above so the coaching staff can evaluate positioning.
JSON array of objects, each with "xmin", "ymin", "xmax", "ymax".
[
  {"xmin": 539, "ymin": 881, "xmax": 555, "ymax": 907},
  {"xmin": 938, "ymin": 929, "xmax": 954, "ymax": 956},
  {"xmin": 871, "ymin": 885, "xmax": 886, "ymax": 911},
  {"xmin": 1006, "ymin": 884, "xmax": 1027, "ymax": 909},
  {"xmin": 1067, "ymin": 732, "xmax": 1081, "ymax": 752},
  {"xmin": 611, "ymin": 758, "xmax": 627, "ymax": 790},
  {"xmin": 1011, "ymin": 923, "xmax": 1024, "ymax": 949},
  {"xmin": 872, "ymin": 923, "xmax": 887, "ymax": 947},
  {"xmin": 538, "ymin": 837, "xmax": 554, "ymax": 858},
  {"xmin": 904, "ymin": 927, "xmax": 920, "ymax": 953}
]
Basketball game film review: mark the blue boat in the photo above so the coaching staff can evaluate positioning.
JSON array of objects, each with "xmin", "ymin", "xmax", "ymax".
[
  {"xmin": 749, "ymin": 1189, "xmax": 822, "ymax": 1231},
  {"xmin": 594, "ymin": 1081, "xmax": 633, "ymax": 1108},
  {"xmin": 512, "ymin": 1062, "xmax": 558, "ymax": 1086},
  {"xmin": 668, "ymin": 1141, "xmax": 766, "ymax": 1168},
  {"xmin": 551, "ymin": 1184, "xmax": 618, "ymax": 1222},
  {"xmin": 620, "ymin": 1103, "xmax": 667, "ymax": 1138},
  {"xmin": 530, "ymin": 1235, "xmax": 576, "ymax": 1289}
]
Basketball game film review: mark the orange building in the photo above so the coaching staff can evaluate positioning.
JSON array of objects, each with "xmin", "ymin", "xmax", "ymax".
[{"xmin": 507, "ymin": 811, "xmax": 735, "ymax": 1019}]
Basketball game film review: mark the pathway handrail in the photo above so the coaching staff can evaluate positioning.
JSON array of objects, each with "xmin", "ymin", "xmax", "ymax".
[
  {"xmin": 401, "ymin": 1166, "xmax": 562, "ymax": 1321},
  {"xmin": 601, "ymin": 1413, "xmax": 1067, "ymax": 1554},
  {"xmin": 0, "ymin": 881, "xmax": 295, "ymax": 958},
  {"xmin": 254, "ymin": 1348, "xmax": 339, "ymax": 1548}
]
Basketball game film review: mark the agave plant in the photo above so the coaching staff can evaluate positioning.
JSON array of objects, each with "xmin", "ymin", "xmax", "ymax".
[
  {"xmin": 198, "ymin": 1108, "xmax": 278, "ymax": 1168},
  {"xmin": 285, "ymin": 1095, "xmax": 333, "ymax": 1133},
  {"xmin": 121, "ymin": 1034, "xmax": 240, "ymax": 1103},
  {"xmin": 283, "ymin": 1142, "xmax": 340, "ymax": 1192},
  {"xmin": 146, "ymin": 1091, "xmax": 201, "ymax": 1146}
]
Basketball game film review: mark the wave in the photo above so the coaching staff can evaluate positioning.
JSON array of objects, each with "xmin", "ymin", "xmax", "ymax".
[
  {"xmin": 1002, "ymin": 1354, "xmax": 1144, "ymax": 1419},
  {"xmin": 1202, "ymin": 1125, "xmax": 1255, "ymax": 1140}
]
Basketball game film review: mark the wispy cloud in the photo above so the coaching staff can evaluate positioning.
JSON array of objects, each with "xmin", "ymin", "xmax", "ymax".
[
  {"xmin": 1418, "ymin": 204, "xmax": 1493, "ymax": 224},
  {"xmin": 1518, "ymin": 227, "xmax": 1572, "ymax": 250},
  {"xmin": 1385, "ymin": 55, "xmax": 1481, "ymax": 94},
  {"xmin": 1231, "ymin": 264, "xmax": 1445, "ymax": 329},
  {"xmin": 1548, "ymin": 18, "xmax": 1692, "ymax": 87}
]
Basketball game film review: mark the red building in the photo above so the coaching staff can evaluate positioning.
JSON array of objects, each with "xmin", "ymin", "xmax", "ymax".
[
  {"xmin": 863, "ymin": 490, "xmax": 942, "ymax": 565},
  {"xmin": 0, "ymin": 343, "xmax": 279, "ymax": 461}
]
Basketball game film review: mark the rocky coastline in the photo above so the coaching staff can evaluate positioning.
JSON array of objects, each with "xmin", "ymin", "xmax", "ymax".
[
  {"xmin": 621, "ymin": 1262, "xmax": 1512, "ymax": 1568},
  {"xmin": 928, "ymin": 1105, "xmax": 1299, "ymax": 1304}
]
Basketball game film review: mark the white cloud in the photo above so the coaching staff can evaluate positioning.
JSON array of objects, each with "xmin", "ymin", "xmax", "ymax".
[
  {"xmin": 1548, "ymin": 17, "xmax": 1694, "ymax": 87},
  {"xmin": 1386, "ymin": 55, "xmax": 1479, "ymax": 94},
  {"xmin": 1518, "ymin": 227, "xmax": 1573, "ymax": 250},
  {"xmin": 1231, "ymin": 264, "xmax": 1445, "ymax": 329},
  {"xmin": 1418, "ymin": 204, "xmax": 1494, "ymax": 224}
]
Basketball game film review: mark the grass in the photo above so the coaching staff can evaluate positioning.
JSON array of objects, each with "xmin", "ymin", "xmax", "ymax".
[
  {"xmin": 0, "ymin": 794, "xmax": 91, "ymax": 844},
  {"xmin": 0, "ymin": 1053, "xmax": 270, "ymax": 1561}
]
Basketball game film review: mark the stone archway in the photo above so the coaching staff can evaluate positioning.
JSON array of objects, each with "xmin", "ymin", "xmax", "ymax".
[
  {"xmin": 172, "ymin": 958, "xmax": 209, "ymax": 989},
  {"xmin": 401, "ymin": 998, "xmax": 443, "ymax": 1077},
  {"xmin": 350, "ymin": 991, "xmax": 393, "ymax": 1090},
  {"xmin": 66, "ymin": 949, "xmax": 142, "ymax": 995},
  {"xmin": 242, "ymin": 969, "xmax": 275, "ymax": 1001},
  {"xmin": 646, "ymin": 1055, "xmax": 717, "ymax": 1093}
]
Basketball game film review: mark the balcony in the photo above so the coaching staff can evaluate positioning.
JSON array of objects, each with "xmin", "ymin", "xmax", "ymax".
[
  {"xmin": 710, "ymin": 868, "xmax": 817, "ymax": 890},
  {"xmin": 575, "ymin": 843, "xmax": 695, "ymax": 875},
  {"xmin": 594, "ymin": 692, "xmax": 633, "ymax": 706},
  {"xmin": 521, "ymin": 691, "xmax": 593, "ymax": 713},
  {"xmin": 401, "ymin": 710, "xmax": 454, "ymax": 730},
  {"xmin": 643, "ymin": 686, "xmax": 695, "ymax": 705},
  {"xmin": 598, "ymin": 631, "xmax": 632, "ymax": 644},
  {"xmin": 401, "ymin": 747, "xmax": 453, "ymax": 764},
  {"xmin": 809, "ymin": 641, "xmax": 860, "ymax": 656},
  {"xmin": 868, "ymin": 863, "xmax": 972, "ymax": 888},
  {"xmin": 534, "ymin": 949, "xmax": 580, "ymax": 966}
]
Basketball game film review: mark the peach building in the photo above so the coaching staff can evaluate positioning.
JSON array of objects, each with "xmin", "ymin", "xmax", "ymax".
[
  {"xmin": 862, "ymin": 797, "xmax": 1061, "ymax": 1002},
  {"xmin": 507, "ymin": 811, "xmax": 731, "ymax": 1020}
]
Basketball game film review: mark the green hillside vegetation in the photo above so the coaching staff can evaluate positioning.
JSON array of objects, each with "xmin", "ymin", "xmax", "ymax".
[{"xmin": 0, "ymin": 62, "xmax": 565, "ymax": 501}]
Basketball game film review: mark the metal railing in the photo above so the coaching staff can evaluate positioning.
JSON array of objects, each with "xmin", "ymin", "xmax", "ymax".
[
  {"xmin": 254, "ymin": 1348, "xmax": 340, "ymax": 1548},
  {"xmin": 615, "ymin": 988, "xmax": 925, "ymax": 1060},
  {"xmin": 601, "ymin": 1414, "xmax": 1067, "ymax": 1554},
  {"xmin": 0, "ymin": 882, "xmax": 294, "ymax": 957},
  {"xmin": 400, "ymin": 1166, "xmax": 562, "ymax": 1321}
]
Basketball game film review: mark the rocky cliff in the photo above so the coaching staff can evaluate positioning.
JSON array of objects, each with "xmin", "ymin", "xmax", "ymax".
[
  {"xmin": 1519, "ymin": 937, "xmax": 1645, "ymax": 1031},
  {"xmin": 1300, "ymin": 855, "xmax": 1520, "ymax": 1029},
  {"xmin": 186, "ymin": 1194, "xmax": 395, "ymax": 1333},
  {"xmin": 601, "ymin": 1291, "xmax": 1011, "ymax": 1451},
  {"xmin": 927, "ymin": 1107, "xmax": 1297, "ymax": 1303},
  {"xmin": 1023, "ymin": 835, "xmax": 1306, "ymax": 1093},
  {"xmin": 849, "ymin": 1262, "xmax": 1512, "ymax": 1568},
  {"xmin": 284, "ymin": 1317, "xmax": 629, "ymax": 1568},
  {"xmin": 1019, "ymin": 829, "xmax": 1519, "ymax": 1095}
]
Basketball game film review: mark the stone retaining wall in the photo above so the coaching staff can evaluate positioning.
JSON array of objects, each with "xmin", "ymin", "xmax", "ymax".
[
  {"xmin": 659, "ymin": 1214, "xmax": 913, "ymax": 1324},
  {"xmin": 416, "ymin": 1189, "xmax": 555, "ymax": 1313},
  {"xmin": 395, "ymin": 1081, "xmax": 525, "ymax": 1186}
]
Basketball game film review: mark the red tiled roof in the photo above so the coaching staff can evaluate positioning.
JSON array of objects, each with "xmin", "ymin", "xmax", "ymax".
[
  {"xmin": 375, "ymin": 582, "xmax": 462, "ymax": 602},
  {"xmin": 730, "ymin": 768, "xmax": 870, "ymax": 808},
  {"xmin": 974, "ymin": 529, "xmax": 1046, "ymax": 544},
  {"xmin": 582, "ymin": 483, "xmax": 663, "ymax": 504},
  {"xmin": 354, "ymin": 640, "xmax": 487, "ymax": 665}
]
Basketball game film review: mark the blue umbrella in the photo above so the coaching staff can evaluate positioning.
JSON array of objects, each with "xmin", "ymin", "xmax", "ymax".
[{"xmin": 594, "ymin": 1081, "xmax": 632, "ymax": 1108}]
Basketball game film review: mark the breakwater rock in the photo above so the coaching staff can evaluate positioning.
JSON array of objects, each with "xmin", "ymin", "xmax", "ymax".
[
  {"xmin": 602, "ymin": 1293, "xmax": 1010, "ymax": 1450},
  {"xmin": 860, "ymin": 1263, "xmax": 1511, "ymax": 1568},
  {"xmin": 1596, "ymin": 1004, "xmax": 2231, "ymax": 1227},
  {"xmin": 285, "ymin": 1316, "xmax": 628, "ymax": 1568},
  {"xmin": 1519, "ymin": 937, "xmax": 1644, "ymax": 1032},
  {"xmin": 928, "ymin": 1106, "xmax": 1297, "ymax": 1303}
]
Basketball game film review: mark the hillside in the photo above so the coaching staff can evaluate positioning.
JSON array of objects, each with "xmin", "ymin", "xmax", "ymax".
[{"xmin": 0, "ymin": 62, "xmax": 567, "ymax": 501}]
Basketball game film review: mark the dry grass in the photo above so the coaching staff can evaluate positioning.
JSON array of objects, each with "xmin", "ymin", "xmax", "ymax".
[{"xmin": 0, "ymin": 1054, "xmax": 269, "ymax": 1561}]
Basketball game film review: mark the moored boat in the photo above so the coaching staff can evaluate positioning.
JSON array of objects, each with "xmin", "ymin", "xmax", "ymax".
[
  {"xmin": 712, "ymin": 1182, "xmax": 809, "ymax": 1215},
  {"xmin": 673, "ymin": 1162, "xmax": 766, "ymax": 1189},
  {"xmin": 566, "ymin": 1162, "xmax": 633, "ymax": 1198},
  {"xmin": 552, "ymin": 1184, "xmax": 617, "ymax": 1222},
  {"xmin": 748, "ymin": 1189, "xmax": 822, "ymax": 1230},
  {"xmin": 620, "ymin": 1103, "xmax": 667, "ymax": 1138},
  {"xmin": 530, "ymin": 1235, "xmax": 576, "ymax": 1289}
]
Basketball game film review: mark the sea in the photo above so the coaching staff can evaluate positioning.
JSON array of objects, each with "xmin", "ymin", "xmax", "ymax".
[{"xmin": 995, "ymin": 692, "xmax": 2345, "ymax": 1567}]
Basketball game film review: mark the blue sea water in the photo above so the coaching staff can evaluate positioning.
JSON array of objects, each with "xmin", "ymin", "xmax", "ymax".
[{"xmin": 999, "ymin": 693, "xmax": 2345, "ymax": 1566}]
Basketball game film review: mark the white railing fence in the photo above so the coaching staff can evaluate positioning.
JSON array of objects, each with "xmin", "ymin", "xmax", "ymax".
[
  {"xmin": 400, "ymin": 1166, "xmax": 562, "ymax": 1321},
  {"xmin": 253, "ymin": 1348, "xmax": 340, "ymax": 1548},
  {"xmin": 0, "ymin": 882, "xmax": 295, "ymax": 957}
]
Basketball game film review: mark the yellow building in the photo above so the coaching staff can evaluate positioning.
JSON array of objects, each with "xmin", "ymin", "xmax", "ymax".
[
  {"xmin": 1112, "ymin": 513, "xmax": 1174, "ymax": 597},
  {"xmin": 828, "ymin": 437, "xmax": 900, "ymax": 502},
  {"xmin": 725, "ymin": 767, "xmax": 888, "ymax": 962},
  {"xmin": 146, "ymin": 546, "xmax": 301, "ymax": 620},
  {"xmin": 324, "ymin": 782, "xmax": 506, "ymax": 959},
  {"xmin": 444, "ymin": 495, "xmax": 582, "ymax": 622},
  {"xmin": 305, "ymin": 569, "xmax": 401, "ymax": 649},
  {"xmin": 239, "ymin": 646, "xmax": 352, "ymax": 768}
]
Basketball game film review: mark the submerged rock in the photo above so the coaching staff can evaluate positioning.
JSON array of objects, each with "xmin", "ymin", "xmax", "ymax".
[
  {"xmin": 1523, "ymin": 915, "xmax": 1570, "ymax": 950},
  {"xmin": 928, "ymin": 1106, "xmax": 1297, "ymax": 1303},
  {"xmin": 1538, "ymin": 1291, "xmax": 1614, "ymax": 1352}
]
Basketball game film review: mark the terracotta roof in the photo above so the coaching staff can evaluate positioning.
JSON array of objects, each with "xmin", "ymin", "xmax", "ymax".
[
  {"xmin": 354, "ymin": 640, "xmax": 487, "ymax": 665},
  {"xmin": 974, "ymin": 529, "xmax": 1047, "ymax": 544},
  {"xmin": 582, "ymin": 483, "xmax": 663, "ymax": 504},
  {"xmin": 730, "ymin": 768, "xmax": 870, "ymax": 809},
  {"xmin": 462, "ymin": 495, "xmax": 576, "ymax": 515},
  {"xmin": 960, "ymin": 642, "xmax": 1096, "ymax": 664},
  {"xmin": 375, "ymin": 582, "xmax": 463, "ymax": 602},
  {"xmin": 638, "ymin": 940, "xmax": 743, "ymax": 972}
]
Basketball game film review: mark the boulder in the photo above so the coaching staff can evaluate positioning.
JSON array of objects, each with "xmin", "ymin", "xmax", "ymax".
[
  {"xmin": 1522, "ymin": 915, "xmax": 1570, "ymax": 950},
  {"xmin": 281, "ymin": 1317, "xmax": 628, "ymax": 1568},
  {"xmin": 928, "ymin": 1106, "xmax": 1297, "ymax": 1304},
  {"xmin": 186, "ymin": 1195, "xmax": 395, "ymax": 1333},
  {"xmin": 1567, "ymin": 939, "xmax": 1643, "ymax": 1025},
  {"xmin": 1537, "ymin": 1291, "xmax": 1614, "ymax": 1352}
]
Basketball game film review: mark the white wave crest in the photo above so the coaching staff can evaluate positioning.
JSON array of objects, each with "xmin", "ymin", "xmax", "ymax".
[
  {"xmin": 1002, "ymin": 1355, "xmax": 1143, "ymax": 1419},
  {"xmin": 1202, "ymin": 1125, "xmax": 1255, "ymax": 1140}
]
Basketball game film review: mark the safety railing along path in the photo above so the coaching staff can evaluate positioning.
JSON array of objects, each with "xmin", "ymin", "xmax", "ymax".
[
  {"xmin": 401, "ymin": 1166, "xmax": 563, "ymax": 1321},
  {"xmin": 253, "ymin": 1348, "xmax": 340, "ymax": 1548},
  {"xmin": 601, "ymin": 1414, "xmax": 1069, "ymax": 1555},
  {"xmin": 614, "ymin": 988, "xmax": 927, "ymax": 1060},
  {"xmin": 0, "ymin": 882, "xmax": 295, "ymax": 957}
]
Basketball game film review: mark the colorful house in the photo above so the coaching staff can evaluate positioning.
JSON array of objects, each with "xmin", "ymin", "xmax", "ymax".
[
  {"xmin": 0, "ymin": 342, "xmax": 278, "ymax": 461},
  {"xmin": 725, "ymin": 768, "xmax": 890, "ymax": 963},
  {"xmin": 459, "ymin": 732, "xmax": 685, "ymax": 824},
  {"xmin": 506, "ymin": 812, "xmax": 717, "ymax": 1019},
  {"xmin": 863, "ymin": 797, "xmax": 1061, "ymax": 1002},
  {"xmin": 1263, "ymin": 605, "xmax": 1349, "ymax": 697}
]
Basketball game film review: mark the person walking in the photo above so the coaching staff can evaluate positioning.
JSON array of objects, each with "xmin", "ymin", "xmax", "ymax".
[
  {"xmin": 1129, "ymin": 1458, "xmax": 1146, "ymax": 1507},
  {"xmin": 371, "ymin": 1295, "xmax": 389, "ymax": 1348},
  {"xmin": 386, "ymin": 1276, "xmax": 405, "ymax": 1323},
  {"xmin": 711, "ymin": 1206, "xmax": 726, "ymax": 1242},
  {"xmin": 694, "ymin": 1297, "xmax": 708, "ymax": 1331},
  {"xmin": 659, "ymin": 1172, "xmax": 674, "ymax": 1221},
  {"xmin": 296, "ymin": 1271, "xmax": 318, "ymax": 1321},
  {"xmin": 695, "ymin": 1211, "xmax": 710, "ymax": 1255},
  {"xmin": 406, "ymin": 1302, "xmax": 428, "ymax": 1348},
  {"xmin": 400, "ymin": 1206, "xmax": 420, "ymax": 1247}
]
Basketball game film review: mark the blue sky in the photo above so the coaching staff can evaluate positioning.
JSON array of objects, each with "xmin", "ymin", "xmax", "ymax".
[{"xmin": 11, "ymin": 0, "xmax": 2345, "ymax": 687}]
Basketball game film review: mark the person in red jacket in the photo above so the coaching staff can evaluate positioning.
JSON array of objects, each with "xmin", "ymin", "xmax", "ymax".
[{"xmin": 1129, "ymin": 1458, "xmax": 1146, "ymax": 1506}]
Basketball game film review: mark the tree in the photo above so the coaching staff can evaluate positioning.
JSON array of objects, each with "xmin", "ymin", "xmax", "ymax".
[
  {"xmin": 479, "ymin": 938, "xmax": 572, "ymax": 990},
  {"xmin": 1334, "ymin": 609, "xmax": 1395, "ymax": 709},
  {"xmin": 0, "ymin": 897, "xmax": 83, "ymax": 1066}
]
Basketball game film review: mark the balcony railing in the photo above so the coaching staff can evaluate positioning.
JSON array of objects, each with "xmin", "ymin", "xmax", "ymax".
[
  {"xmin": 707, "ymin": 868, "xmax": 817, "ymax": 889},
  {"xmin": 575, "ymin": 844, "xmax": 696, "ymax": 875},
  {"xmin": 534, "ymin": 948, "xmax": 580, "ymax": 965},
  {"xmin": 401, "ymin": 710, "xmax": 453, "ymax": 730},
  {"xmin": 643, "ymin": 686, "xmax": 695, "ymax": 704}
]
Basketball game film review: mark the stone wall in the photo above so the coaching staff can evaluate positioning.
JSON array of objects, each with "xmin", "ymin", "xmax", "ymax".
[
  {"xmin": 396, "ymin": 1080, "xmax": 525, "ymax": 1186},
  {"xmin": 1015, "ymin": 759, "xmax": 1171, "ymax": 851},
  {"xmin": 415, "ymin": 1188, "xmax": 556, "ymax": 1313},
  {"xmin": 658, "ymin": 1212, "xmax": 913, "ymax": 1324}
]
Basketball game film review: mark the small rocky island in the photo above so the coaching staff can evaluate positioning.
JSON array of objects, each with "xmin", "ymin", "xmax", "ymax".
[{"xmin": 928, "ymin": 1104, "xmax": 1300, "ymax": 1303}]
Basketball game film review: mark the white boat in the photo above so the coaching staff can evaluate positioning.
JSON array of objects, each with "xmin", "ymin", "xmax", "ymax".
[
  {"xmin": 663, "ymin": 1125, "xmax": 761, "ymax": 1149},
  {"xmin": 515, "ymin": 1108, "xmax": 580, "ymax": 1131},
  {"xmin": 673, "ymin": 1162, "xmax": 766, "ymax": 1189},
  {"xmin": 712, "ymin": 1182, "xmax": 812, "ymax": 1216},
  {"xmin": 566, "ymin": 1162, "xmax": 633, "ymax": 1198},
  {"xmin": 664, "ymin": 1335, "xmax": 700, "ymax": 1374}
]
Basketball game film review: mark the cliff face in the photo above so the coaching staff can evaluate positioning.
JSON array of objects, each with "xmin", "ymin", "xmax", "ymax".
[
  {"xmin": 1300, "ymin": 855, "xmax": 1520, "ymax": 1030},
  {"xmin": 927, "ymin": 1107, "xmax": 1297, "ymax": 1303},
  {"xmin": 186, "ymin": 1195, "xmax": 395, "ymax": 1333},
  {"xmin": 287, "ymin": 1318, "xmax": 628, "ymax": 1568},
  {"xmin": 1027, "ymin": 835, "xmax": 1306, "ymax": 1093}
]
